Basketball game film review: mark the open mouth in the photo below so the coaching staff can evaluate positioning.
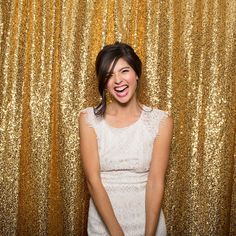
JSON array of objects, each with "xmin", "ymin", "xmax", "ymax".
[
  {"xmin": 114, "ymin": 85, "xmax": 128, "ymax": 93},
  {"xmin": 114, "ymin": 85, "xmax": 128, "ymax": 97}
]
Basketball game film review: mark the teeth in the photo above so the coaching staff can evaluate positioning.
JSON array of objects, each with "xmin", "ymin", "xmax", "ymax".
[{"xmin": 114, "ymin": 85, "xmax": 128, "ymax": 92}]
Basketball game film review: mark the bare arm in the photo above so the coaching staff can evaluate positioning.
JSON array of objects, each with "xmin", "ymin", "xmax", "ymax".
[
  {"xmin": 79, "ymin": 112, "xmax": 124, "ymax": 236},
  {"xmin": 145, "ymin": 115, "xmax": 173, "ymax": 236}
]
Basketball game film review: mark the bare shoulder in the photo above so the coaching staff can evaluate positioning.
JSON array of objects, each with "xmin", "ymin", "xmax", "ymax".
[
  {"xmin": 150, "ymin": 106, "xmax": 173, "ymax": 129},
  {"xmin": 79, "ymin": 107, "xmax": 97, "ymax": 138},
  {"xmin": 78, "ymin": 107, "xmax": 93, "ymax": 126},
  {"xmin": 79, "ymin": 110, "xmax": 87, "ymax": 125},
  {"xmin": 155, "ymin": 109, "xmax": 173, "ymax": 139}
]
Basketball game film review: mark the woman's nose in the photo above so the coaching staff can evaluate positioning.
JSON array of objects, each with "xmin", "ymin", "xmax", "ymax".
[{"xmin": 113, "ymin": 72, "xmax": 122, "ymax": 83}]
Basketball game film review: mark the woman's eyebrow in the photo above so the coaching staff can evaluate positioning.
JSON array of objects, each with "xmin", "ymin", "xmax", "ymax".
[{"xmin": 106, "ymin": 66, "xmax": 130, "ymax": 77}]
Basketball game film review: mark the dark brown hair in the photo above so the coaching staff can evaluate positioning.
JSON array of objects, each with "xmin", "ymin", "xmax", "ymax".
[{"xmin": 94, "ymin": 42, "xmax": 142, "ymax": 116}]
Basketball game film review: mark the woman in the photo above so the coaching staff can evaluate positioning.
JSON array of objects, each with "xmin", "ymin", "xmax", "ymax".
[{"xmin": 79, "ymin": 42, "xmax": 173, "ymax": 236}]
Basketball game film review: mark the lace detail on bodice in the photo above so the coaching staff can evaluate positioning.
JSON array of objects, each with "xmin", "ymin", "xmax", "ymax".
[
  {"xmin": 141, "ymin": 106, "xmax": 169, "ymax": 139},
  {"xmin": 80, "ymin": 105, "xmax": 169, "ymax": 173}
]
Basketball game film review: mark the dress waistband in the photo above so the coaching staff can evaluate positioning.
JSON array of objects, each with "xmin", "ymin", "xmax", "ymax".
[{"xmin": 100, "ymin": 171, "xmax": 148, "ymax": 185}]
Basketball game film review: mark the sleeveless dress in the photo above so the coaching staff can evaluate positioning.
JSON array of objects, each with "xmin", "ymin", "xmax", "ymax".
[{"xmin": 81, "ymin": 105, "xmax": 168, "ymax": 236}]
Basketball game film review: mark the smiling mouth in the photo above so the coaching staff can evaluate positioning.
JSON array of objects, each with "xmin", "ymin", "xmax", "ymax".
[
  {"xmin": 113, "ymin": 85, "xmax": 129, "ymax": 98},
  {"xmin": 114, "ymin": 85, "xmax": 128, "ymax": 93}
]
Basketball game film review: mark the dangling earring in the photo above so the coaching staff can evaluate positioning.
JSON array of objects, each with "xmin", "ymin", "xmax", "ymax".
[{"xmin": 136, "ymin": 76, "xmax": 139, "ymax": 81}]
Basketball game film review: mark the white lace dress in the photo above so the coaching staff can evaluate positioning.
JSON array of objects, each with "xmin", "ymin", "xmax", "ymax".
[{"xmin": 81, "ymin": 105, "xmax": 168, "ymax": 236}]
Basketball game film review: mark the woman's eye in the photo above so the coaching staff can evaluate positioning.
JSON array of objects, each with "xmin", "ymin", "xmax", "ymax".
[{"xmin": 122, "ymin": 69, "xmax": 129, "ymax": 73}]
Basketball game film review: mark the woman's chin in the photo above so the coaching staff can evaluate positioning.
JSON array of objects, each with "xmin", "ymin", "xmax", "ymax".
[
  {"xmin": 112, "ymin": 93, "xmax": 137, "ymax": 105},
  {"xmin": 112, "ymin": 95, "xmax": 129, "ymax": 104}
]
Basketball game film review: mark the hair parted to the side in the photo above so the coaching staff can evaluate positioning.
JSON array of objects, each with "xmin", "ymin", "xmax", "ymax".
[{"xmin": 94, "ymin": 42, "xmax": 142, "ymax": 116}]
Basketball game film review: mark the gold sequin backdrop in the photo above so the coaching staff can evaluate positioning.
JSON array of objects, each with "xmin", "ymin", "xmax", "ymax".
[{"xmin": 0, "ymin": 0, "xmax": 236, "ymax": 235}]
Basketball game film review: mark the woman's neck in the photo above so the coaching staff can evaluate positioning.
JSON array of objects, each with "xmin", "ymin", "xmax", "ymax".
[{"xmin": 107, "ymin": 97, "xmax": 141, "ymax": 117}]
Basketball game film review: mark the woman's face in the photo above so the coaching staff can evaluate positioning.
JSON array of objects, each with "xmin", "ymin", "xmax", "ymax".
[{"xmin": 106, "ymin": 58, "xmax": 138, "ymax": 104}]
